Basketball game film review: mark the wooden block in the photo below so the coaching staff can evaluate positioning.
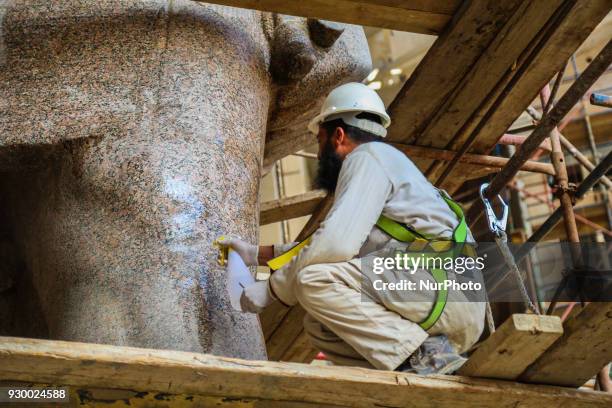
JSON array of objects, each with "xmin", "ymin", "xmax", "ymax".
[
  {"xmin": 1, "ymin": 336, "xmax": 611, "ymax": 408},
  {"xmin": 520, "ymin": 302, "xmax": 612, "ymax": 387},
  {"xmin": 459, "ymin": 314, "xmax": 563, "ymax": 380}
]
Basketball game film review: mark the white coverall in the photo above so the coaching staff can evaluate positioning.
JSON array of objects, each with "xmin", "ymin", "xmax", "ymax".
[{"xmin": 269, "ymin": 142, "xmax": 485, "ymax": 370}]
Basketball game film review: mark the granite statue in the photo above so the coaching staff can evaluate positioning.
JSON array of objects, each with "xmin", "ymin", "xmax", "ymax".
[{"xmin": 0, "ymin": 0, "xmax": 371, "ymax": 359}]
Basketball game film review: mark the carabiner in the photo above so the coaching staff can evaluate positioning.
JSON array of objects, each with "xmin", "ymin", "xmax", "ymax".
[{"xmin": 479, "ymin": 183, "xmax": 508, "ymax": 236}]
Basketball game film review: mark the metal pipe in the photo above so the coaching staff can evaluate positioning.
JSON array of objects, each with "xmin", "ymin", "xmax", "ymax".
[
  {"xmin": 510, "ymin": 183, "xmax": 612, "ymax": 237},
  {"xmin": 520, "ymin": 150, "xmax": 612, "ymax": 249},
  {"xmin": 574, "ymin": 213, "xmax": 612, "ymax": 239},
  {"xmin": 541, "ymin": 65, "xmax": 566, "ymax": 121},
  {"xmin": 467, "ymin": 40, "xmax": 612, "ymax": 226},
  {"xmin": 590, "ymin": 93, "xmax": 612, "ymax": 108},
  {"xmin": 540, "ymin": 83, "xmax": 581, "ymax": 315},
  {"xmin": 391, "ymin": 143, "xmax": 556, "ymax": 175},
  {"xmin": 541, "ymin": 84, "xmax": 581, "ymax": 244},
  {"xmin": 526, "ymin": 104, "xmax": 612, "ymax": 190},
  {"xmin": 487, "ymin": 151, "xmax": 612, "ymax": 295},
  {"xmin": 498, "ymin": 134, "xmax": 552, "ymax": 151}
]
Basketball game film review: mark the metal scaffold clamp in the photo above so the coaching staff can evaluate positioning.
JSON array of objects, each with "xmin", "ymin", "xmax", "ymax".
[{"xmin": 479, "ymin": 183, "xmax": 508, "ymax": 237}]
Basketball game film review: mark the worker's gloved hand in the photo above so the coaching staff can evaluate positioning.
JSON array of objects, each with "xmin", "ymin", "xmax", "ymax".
[
  {"xmin": 216, "ymin": 236, "xmax": 258, "ymax": 266},
  {"xmin": 240, "ymin": 280, "xmax": 276, "ymax": 313}
]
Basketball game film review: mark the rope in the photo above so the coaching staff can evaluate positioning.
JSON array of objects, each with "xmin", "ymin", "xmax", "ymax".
[{"xmin": 495, "ymin": 230, "xmax": 540, "ymax": 314}]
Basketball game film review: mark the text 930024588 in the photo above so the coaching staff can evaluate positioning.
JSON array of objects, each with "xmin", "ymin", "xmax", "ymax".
[{"xmin": 0, "ymin": 387, "xmax": 69, "ymax": 403}]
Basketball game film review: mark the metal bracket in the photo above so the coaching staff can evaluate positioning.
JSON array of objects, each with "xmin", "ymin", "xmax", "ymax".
[
  {"xmin": 553, "ymin": 182, "xmax": 578, "ymax": 203},
  {"xmin": 480, "ymin": 183, "xmax": 509, "ymax": 236}
]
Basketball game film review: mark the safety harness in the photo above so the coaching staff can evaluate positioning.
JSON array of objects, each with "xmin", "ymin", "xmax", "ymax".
[{"xmin": 267, "ymin": 191, "xmax": 474, "ymax": 331}]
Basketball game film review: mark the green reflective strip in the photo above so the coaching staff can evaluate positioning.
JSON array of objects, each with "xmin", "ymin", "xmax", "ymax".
[
  {"xmin": 419, "ymin": 268, "xmax": 448, "ymax": 330},
  {"xmin": 377, "ymin": 193, "xmax": 466, "ymax": 331},
  {"xmin": 375, "ymin": 214, "xmax": 420, "ymax": 242}
]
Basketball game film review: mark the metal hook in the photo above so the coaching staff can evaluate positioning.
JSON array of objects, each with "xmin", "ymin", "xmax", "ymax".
[{"xmin": 479, "ymin": 183, "xmax": 508, "ymax": 236}]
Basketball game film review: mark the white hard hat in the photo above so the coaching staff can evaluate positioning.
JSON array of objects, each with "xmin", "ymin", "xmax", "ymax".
[{"xmin": 308, "ymin": 82, "xmax": 391, "ymax": 137}]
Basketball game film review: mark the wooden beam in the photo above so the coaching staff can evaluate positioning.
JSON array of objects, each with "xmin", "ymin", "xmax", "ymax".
[
  {"xmin": 459, "ymin": 314, "xmax": 564, "ymax": 380},
  {"xmin": 520, "ymin": 302, "xmax": 612, "ymax": 388},
  {"xmin": 385, "ymin": 0, "xmax": 610, "ymax": 194},
  {"xmin": 386, "ymin": 0, "xmax": 524, "ymax": 144},
  {"xmin": 260, "ymin": 190, "xmax": 327, "ymax": 225},
  {"xmin": 1, "ymin": 336, "xmax": 610, "ymax": 408},
  {"xmin": 410, "ymin": 0, "xmax": 563, "ymax": 149},
  {"xmin": 438, "ymin": 0, "xmax": 611, "ymax": 193},
  {"xmin": 197, "ymin": 1, "xmax": 460, "ymax": 35}
]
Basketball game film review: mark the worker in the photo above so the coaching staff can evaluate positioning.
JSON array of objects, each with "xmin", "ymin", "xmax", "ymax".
[{"xmin": 217, "ymin": 82, "xmax": 486, "ymax": 374}]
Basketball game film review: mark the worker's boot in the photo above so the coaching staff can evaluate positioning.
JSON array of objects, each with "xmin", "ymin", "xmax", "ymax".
[{"xmin": 396, "ymin": 335, "xmax": 466, "ymax": 375}]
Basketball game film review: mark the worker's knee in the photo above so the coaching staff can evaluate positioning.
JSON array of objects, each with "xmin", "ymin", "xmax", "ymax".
[{"xmin": 296, "ymin": 264, "xmax": 329, "ymax": 288}]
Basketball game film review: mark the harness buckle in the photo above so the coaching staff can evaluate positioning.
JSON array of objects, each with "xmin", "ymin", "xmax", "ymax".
[{"xmin": 479, "ymin": 183, "xmax": 508, "ymax": 237}]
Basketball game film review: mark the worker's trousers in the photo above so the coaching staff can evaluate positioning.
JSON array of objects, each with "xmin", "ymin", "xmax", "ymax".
[{"xmin": 296, "ymin": 258, "xmax": 486, "ymax": 371}]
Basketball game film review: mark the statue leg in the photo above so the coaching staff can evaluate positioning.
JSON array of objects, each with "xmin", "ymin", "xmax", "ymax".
[{"xmin": 0, "ymin": 0, "xmax": 271, "ymax": 359}]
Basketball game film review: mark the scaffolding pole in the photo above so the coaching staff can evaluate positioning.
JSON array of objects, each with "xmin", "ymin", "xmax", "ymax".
[{"xmin": 466, "ymin": 39, "xmax": 612, "ymax": 226}]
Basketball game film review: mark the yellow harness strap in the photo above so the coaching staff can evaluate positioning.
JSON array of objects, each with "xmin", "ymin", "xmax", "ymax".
[{"xmin": 267, "ymin": 236, "xmax": 313, "ymax": 271}]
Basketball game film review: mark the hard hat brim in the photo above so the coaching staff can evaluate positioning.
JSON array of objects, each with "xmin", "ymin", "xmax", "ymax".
[{"xmin": 307, "ymin": 107, "xmax": 391, "ymax": 134}]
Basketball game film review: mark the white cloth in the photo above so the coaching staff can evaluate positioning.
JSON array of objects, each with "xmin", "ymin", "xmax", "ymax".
[{"xmin": 269, "ymin": 142, "xmax": 473, "ymax": 306}]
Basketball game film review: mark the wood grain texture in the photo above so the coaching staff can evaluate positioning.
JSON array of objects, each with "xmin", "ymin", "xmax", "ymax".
[
  {"xmin": 1, "ymin": 336, "xmax": 610, "ymax": 408},
  {"xmin": 459, "ymin": 314, "xmax": 563, "ymax": 380},
  {"xmin": 520, "ymin": 302, "xmax": 612, "ymax": 387},
  {"xmin": 386, "ymin": 0, "xmax": 523, "ymax": 144},
  {"xmin": 442, "ymin": 0, "xmax": 611, "ymax": 193}
]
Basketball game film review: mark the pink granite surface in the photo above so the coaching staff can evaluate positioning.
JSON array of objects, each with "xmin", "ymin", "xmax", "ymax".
[{"xmin": 0, "ymin": 0, "xmax": 370, "ymax": 359}]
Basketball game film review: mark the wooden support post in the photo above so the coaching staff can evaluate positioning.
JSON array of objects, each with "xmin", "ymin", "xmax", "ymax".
[
  {"xmin": 1, "ymin": 336, "xmax": 611, "ymax": 408},
  {"xmin": 459, "ymin": 314, "xmax": 563, "ymax": 380},
  {"xmin": 520, "ymin": 302, "xmax": 612, "ymax": 387}
]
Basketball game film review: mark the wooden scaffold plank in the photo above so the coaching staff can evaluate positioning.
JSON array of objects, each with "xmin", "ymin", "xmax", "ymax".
[
  {"xmin": 459, "ymin": 314, "xmax": 564, "ymax": 380},
  {"xmin": 520, "ymin": 302, "xmax": 612, "ymax": 388},
  {"xmin": 1, "ymin": 336, "xmax": 611, "ymax": 408}
]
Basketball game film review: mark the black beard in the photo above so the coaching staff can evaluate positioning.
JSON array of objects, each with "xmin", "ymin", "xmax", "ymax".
[{"xmin": 315, "ymin": 139, "xmax": 343, "ymax": 193}]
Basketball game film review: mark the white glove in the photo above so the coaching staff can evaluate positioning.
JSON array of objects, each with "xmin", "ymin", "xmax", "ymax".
[
  {"xmin": 240, "ymin": 280, "xmax": 276, "ymax": 313},
  {"xmin": 216, "ymin": 235, "xmax": 258, "ymax": 266}
]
